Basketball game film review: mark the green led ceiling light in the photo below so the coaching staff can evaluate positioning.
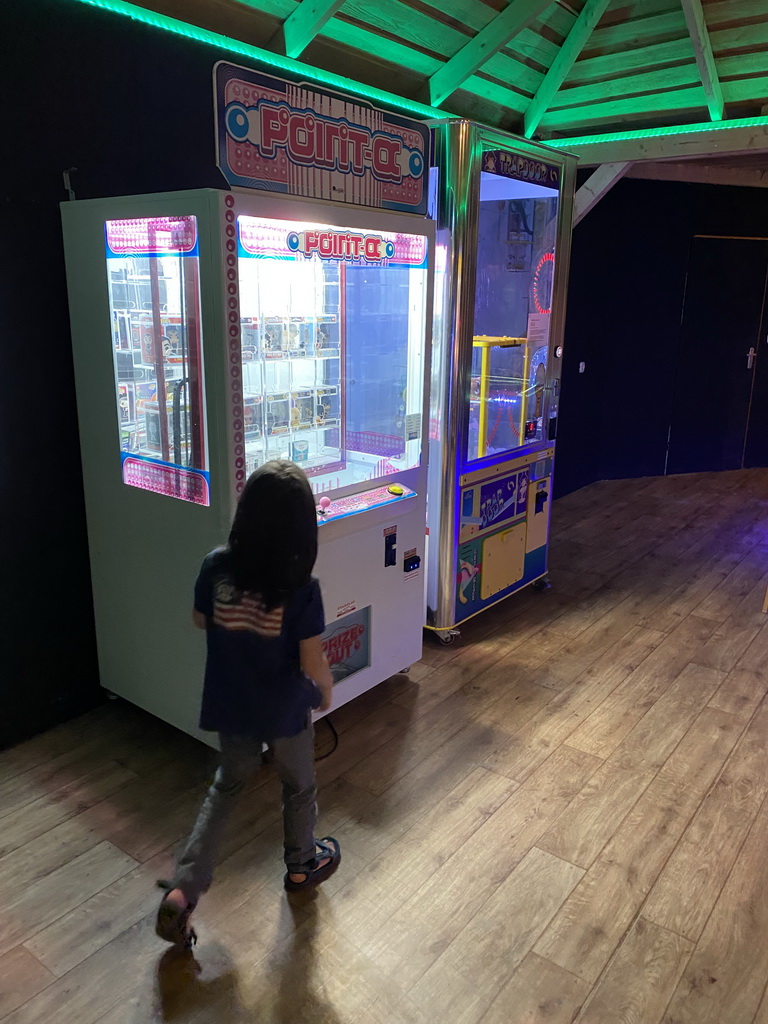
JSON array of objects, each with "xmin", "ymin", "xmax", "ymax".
[
  {"xmin": 548, "ymin": 115, "xmax": 768, "ymax": 149},
  {"xmin": 68, "ymin": 0, "xmax": 448, "ymax": 121}
]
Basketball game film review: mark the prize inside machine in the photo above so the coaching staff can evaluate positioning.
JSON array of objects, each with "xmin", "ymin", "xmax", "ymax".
[
  {"xmin": 108, "ymin": 222, "xmax": 206, "ymax": 496},
  {"xmin": 428, "ymin": 142, "xmax": 570, "ymax": 645},
  {"xmin": 235, "ymin": 214, "xmax": 431, "ymax": 705},
  {"xmin": 468, "ymin": 171, "xmax": 558, "ymax": 461}
]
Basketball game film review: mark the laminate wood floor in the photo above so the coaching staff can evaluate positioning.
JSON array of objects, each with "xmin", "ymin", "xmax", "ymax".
[{"xmin": 2, "ymin": 469, "xmax": 768, "ymax": 1024}]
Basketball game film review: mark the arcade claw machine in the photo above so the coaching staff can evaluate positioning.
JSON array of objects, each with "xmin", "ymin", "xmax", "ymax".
[
  {"xmin": 426, "ymin": 121, "xmax": 576, "ymax": 643},
  {"xmin": 60, "ymin": 66, "xmax": 433, "ymax": 743}
]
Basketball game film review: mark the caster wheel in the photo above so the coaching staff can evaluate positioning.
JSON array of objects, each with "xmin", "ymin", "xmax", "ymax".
[
  {"xmin": 532, "ymin": 577, "xmax": 552, "ymax": 592},
  {"xmin": 400, "ymin": 666, "xmax": 412, "ymax": 675},
  {"xmin": 435, "ymin": 630, "xmax": 459, "ymax": 646}
]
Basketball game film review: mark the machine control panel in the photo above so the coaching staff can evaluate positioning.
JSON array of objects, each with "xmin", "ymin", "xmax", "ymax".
[{"xmin": 316, "ymin": 483, "xmax": 416, "ymax": 525}]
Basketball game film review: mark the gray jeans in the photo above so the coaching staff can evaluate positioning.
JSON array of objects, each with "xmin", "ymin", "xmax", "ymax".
[{"xmin": 172, "ymin": 723, "xmax": 317, "ymax": 904}]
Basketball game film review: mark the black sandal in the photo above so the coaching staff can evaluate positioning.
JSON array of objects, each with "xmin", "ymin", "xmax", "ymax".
[
  {"xmin": 155, "ymin": 880, "xmax": 198, "ymax": 948},
  {"xmin": 284, "ymin": 837, "xmax": 341, "ymax": 893}
]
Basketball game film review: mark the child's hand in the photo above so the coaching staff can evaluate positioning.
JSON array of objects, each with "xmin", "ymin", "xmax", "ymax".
[{"xmin": 301, "ymin": 636, "xmax": 333, "ymax": 714}]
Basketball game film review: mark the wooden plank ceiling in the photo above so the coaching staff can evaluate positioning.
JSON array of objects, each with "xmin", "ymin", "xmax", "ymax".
[{"xmin": 136, "ymin": 0, "xmax": 768, "ymax": 140}]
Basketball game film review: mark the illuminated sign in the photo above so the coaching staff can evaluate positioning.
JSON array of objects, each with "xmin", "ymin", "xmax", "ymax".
[
  {"xmin": 482, "ymin": 150, "xmax": 561, "ymax": 189},
  {"xmin": 105, "ymin": 216, "xmax": 198, "ymax": 257},
  {"xmin": 215, "ymin": 62, "xmax": 429, "ymax": 214},
  {"xmin": 236, "ymin": 215, "xmax": 428, "ymax": 267},
  {"xmin": 228, "ymin": 102, "xmax": 423, "ymax": 182},
  {"xmin": 286, "ymin": 229, "xmax": 395, "ymax": 262}
]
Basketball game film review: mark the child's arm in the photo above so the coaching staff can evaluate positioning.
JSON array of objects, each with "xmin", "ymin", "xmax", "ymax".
[
  {"xmin": 193, "ymin": 553, "xmax": 216, "ymax": 630},
  {"xmin": 300, "ymin": 636, "xmax": 333, "ymax": 712}
]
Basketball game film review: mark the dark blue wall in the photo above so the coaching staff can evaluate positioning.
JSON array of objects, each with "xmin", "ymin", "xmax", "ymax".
[
  {"xmin": 1, "ymin": 0, "xmax": 226, "ymax": 748},
  {"xmin": 554, "ymin": 177, "xmax": 768, "ymax": 498}
]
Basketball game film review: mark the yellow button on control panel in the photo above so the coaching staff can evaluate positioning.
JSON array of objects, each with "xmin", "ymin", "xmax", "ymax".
[{"xmin": 388, "ymin": 484, "xmax": 404, "ymax": 496}]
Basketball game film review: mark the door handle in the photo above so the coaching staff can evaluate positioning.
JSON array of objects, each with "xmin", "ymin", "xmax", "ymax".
[{"xmin": 747, "ymin": 347, "xmax": 757, "ymax": 369}]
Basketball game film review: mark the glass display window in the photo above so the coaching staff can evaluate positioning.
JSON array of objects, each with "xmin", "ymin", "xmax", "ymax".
[
  {"xmin": 105, "ymin": 215, "xmax": 209, "ymax": 504},
  {"xmin": 467, "ymin": 159, "xmax": 559, "ymax": 463},
  {"xmin": 237, "ymin": 216, "xmax": 429, "ymax": 494}
]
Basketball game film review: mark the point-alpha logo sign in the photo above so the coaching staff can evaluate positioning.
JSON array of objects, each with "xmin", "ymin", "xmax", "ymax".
[
  {"xmin": 215, "ymin": 62, "xmax": 429, "ymax": 214},
  {"xmin": 286, "ymin": 229, "xmax": 396, "ymax": 262}
]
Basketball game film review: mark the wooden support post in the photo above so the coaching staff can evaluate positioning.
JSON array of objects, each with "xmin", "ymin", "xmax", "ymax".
[
  {"xmin": 573, "ymin": 162, "xmax": 633, "ymax": 226},
  {"xmin": 428, "ymin": 0, "xmax": 552, "ymax": 107},
  {"xmin": 680, "ymin": 0, "xmax": 725, "ymax": 121},
  {"xmin": 523, "ymin": 0, "xmax": 611, "ymax": 139}
]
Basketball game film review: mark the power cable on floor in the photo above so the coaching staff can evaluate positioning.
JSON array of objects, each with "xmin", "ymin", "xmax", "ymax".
[{"xmin": 314, "ymin": 715, "xmax": 338, "ymax": 761}]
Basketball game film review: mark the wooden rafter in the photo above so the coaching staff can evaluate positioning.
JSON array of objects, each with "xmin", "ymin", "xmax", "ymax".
[
  {"xmin": 277, "ymin": 0, "xmax": 347, "ymax": 59},
  {"xmin": 680, "ymin": 0, "xmax": 725, "ymax": 121},
  {"xmin": 77, "ymin": 0, "xmax": 768, "ymax": 138},
  {"xmin": 428, "ymin": 0, "xmax": 552, "ymax": 107},
  {"xmin": 523, "ymin": 0, "xmax": 611, "ymax": 139},
  {"xmin": 573, "ymin": 162, "xmax": 633, "ymax": 225}
]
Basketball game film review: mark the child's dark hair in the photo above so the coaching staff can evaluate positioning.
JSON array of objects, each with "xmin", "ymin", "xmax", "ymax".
[{"xmin": 228, "ymin": 460, "xmax": 318, "ymax": 610}]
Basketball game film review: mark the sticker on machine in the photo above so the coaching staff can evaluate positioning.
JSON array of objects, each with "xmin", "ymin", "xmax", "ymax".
[
  {"xmin": 321, "ymin": 607, "xmax": 371, "ymax": 684},
  {"xmin": 335, "ymin": 600, "xmax": 358, "ymax": 619},
  {"xmin": 478, "ymin": 468, "xmax": 530, "ymax": 530},
  {"xmin": 405, "ymin": 413, "xmax": 421, "ymax": 441},
  {"xmin": 527, "ymin": 313, "xmax": 551, "ymax": 347},
  {"xmin": 456, "ymin": 539, "xmax": 481, "ymax": 613}
]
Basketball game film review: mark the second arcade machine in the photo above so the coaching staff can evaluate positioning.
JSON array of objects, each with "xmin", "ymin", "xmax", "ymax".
[{"xmin": 427, "ymin": 121, "xmax": 576, "ymax": 644}]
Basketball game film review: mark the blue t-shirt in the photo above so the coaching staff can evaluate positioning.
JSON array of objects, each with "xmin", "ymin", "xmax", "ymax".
[{"xmin": 194, "ymin": 548, "xmax": 325, "ymax": 738}]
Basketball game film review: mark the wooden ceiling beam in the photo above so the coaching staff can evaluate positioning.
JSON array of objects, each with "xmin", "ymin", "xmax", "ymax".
[
  {"xmin": 523, "ymin": 0, "xmax": 611, "ymax": 139},
  {"xmin": 275, "ymin": 0, "xmax": 348, "ymax": 59},
  {"xmin": 573, "ymin": 162, "xmax": 632, "ymax": 225},
  {"xmin": 550, "ymin": 118, "xmax": 768, "ymax": 166},
  {"xmin": 679, "ymin": 0, "xmax": 725, "ymax": 120},
  {"xmin": 627, "ymin": 160, "xmax": 768, "ymax": 188},
  {"xmin": 428, "ymin": 0, "xmax": 552, "ymax": 107}
]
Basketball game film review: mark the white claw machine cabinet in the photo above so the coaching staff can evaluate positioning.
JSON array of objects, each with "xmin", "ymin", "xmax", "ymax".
[{"xmin": 60, "ymin": 65, "xmax": 433, "ymax": 743}]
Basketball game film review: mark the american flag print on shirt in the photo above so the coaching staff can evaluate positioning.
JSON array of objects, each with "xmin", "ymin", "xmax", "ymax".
[{"xmin": 212, "ymin": 580, "xmax": 284, "ymax": 636}]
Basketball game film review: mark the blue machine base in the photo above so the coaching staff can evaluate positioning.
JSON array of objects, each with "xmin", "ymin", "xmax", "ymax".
[{"xmin": 451, "ymin": 543, "xmax": 549, "ymax": 628}]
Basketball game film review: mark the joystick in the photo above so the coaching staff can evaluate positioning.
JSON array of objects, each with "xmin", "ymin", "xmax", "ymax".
[{"xmin": 318, "ymin": 496, "xmax": 332, "ymax": 515}]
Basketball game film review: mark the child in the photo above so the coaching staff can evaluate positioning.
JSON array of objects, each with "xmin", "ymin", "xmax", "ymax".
[{"xmin": 156, "ymin": 460, "xmax": 340, "ymax": 948}]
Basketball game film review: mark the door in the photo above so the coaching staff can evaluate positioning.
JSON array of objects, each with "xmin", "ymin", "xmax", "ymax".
[{"xmin": 666, "ymin": 237, "xmax": 768, "ymax": 475}]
